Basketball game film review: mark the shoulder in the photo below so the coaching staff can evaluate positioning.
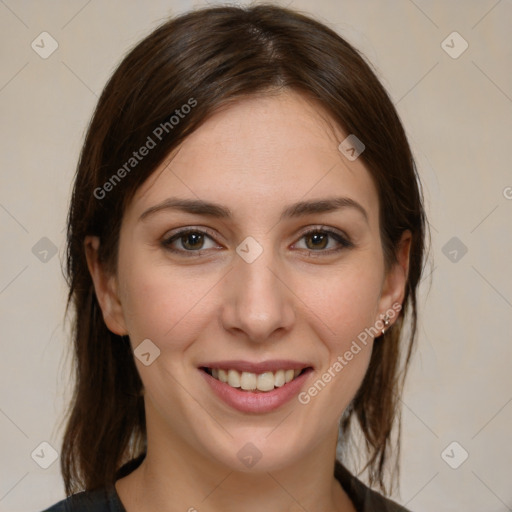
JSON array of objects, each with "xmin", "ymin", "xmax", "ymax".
[
  {"xmin": 335, "ymin": 461, "xmax": 412, "ymax": 512},
  {"xmin": 40, "ymin": 454, "xmax": 144, "ymax": 512},
  {"xmin": 39, "ymin": 485, "xmax": 123, "ymax": 512}
]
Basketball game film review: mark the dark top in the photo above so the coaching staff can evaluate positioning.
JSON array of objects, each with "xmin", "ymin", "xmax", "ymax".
[{"xmin": 41, "ymin": 453, "xmax": 411, "ymax": 511}]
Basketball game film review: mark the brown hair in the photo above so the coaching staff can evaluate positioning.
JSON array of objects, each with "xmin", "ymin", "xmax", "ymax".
[{"xmin": 62, "ymin": 3, "xmax": 428, "ymax": 497}]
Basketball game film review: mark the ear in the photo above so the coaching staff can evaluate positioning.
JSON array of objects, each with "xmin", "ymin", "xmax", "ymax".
[
  {"xmin": 84, "ymin": 236, "xmax": 128, "ymax": 336},
  {"xmin": 377, "ymin": 230, "xmax": 412, "ymax": 326}
]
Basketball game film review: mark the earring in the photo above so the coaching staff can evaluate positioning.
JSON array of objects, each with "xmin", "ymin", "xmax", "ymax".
[{"xmin": 381, "ymin": 314, "xmax": 391, "ymax": 336}]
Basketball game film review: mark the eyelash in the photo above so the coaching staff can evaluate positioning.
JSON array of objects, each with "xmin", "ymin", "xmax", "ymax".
[{"xmin": 161, "ymin": 226, "xmax": 353, "ymax": 257}]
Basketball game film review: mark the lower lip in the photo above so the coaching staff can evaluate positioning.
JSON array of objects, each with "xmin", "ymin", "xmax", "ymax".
[{"xmin": 200, "ymin": 369, "xmax": 312, "ymax": 413}]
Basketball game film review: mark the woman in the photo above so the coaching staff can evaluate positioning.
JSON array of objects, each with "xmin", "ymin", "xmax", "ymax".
[{"xmin": 43, "ymin": 4, "xmax": 427, "ymax": 511}]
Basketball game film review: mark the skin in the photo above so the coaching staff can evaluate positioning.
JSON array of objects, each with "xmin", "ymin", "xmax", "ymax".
[{"xmin": 85, "ymin": 90, "xmax": 411, "ymax": 512}]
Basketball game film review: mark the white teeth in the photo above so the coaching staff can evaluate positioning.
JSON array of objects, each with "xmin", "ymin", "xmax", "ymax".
[
  {"xmin": 227, "ymin": 369, "xmax": 241, "ymax": 388},
  {"xmin": 240, "ymin": 372, "xmax": 257, "ymax": 391},
  {"xmin": 274, "ymin": 369, "xmax": 285, "ymax": 387},
  {"xmin": 257, "ymin": 372, "xmax": 275, "ymax": 392},
  {"xmin": 208, "ymin": 367, "xmax": 305, "ymax": 392}
]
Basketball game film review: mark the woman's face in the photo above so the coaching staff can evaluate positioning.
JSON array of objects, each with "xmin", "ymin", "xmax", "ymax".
[{"xmin": 88, "ymin": 90, "xmax": 409, "ymax": 472}]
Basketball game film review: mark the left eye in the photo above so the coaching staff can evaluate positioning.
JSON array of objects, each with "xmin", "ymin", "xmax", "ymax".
[
  {"xmin": 161, "ymin": 227, "xmax": 352, "ymax": 256},
  {"xmin": 294, "ymin": 229, "xmax": 352, "ymax": 252}
]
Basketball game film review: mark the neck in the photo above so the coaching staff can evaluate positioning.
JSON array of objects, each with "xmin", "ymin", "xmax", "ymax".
[{"xmin": 115, "ymin": 411, "xmax": 356, "ymax": 512}]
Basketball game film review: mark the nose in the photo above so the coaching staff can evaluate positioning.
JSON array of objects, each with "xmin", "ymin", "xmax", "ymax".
[{"xmin": 220, "ymin": 245, "xmax": 296, "ymax": 344}]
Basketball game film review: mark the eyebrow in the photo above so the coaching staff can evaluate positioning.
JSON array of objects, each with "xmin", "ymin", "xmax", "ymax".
[{"xmin": 139, "ymin": 196, "xmax": 369, "ymax": 224}]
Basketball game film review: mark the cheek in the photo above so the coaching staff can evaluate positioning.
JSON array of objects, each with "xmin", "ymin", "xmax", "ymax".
[
  {"xmin": 299, "ymin": 260, "xmax": 384, "ymax": 345},
  {"xmin": 117, "ymin": 249, "xmax": 217, "ymax": 352},
  {"xmin": 293, "ymin": 260, "xmax": 383, "ymax": 408}
]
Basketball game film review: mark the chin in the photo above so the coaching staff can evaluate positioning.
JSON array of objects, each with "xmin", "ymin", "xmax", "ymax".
[{"xmin": 194, "ymin": 426, "xmax": 312, "ymax": 474}]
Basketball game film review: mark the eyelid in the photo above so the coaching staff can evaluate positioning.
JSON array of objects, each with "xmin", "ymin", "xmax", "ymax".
[
  {"xmin": 161, "ymin": 224, "xmax": 353, "ymax": 256},
  {"xmin": 291, "ymin": 225, "xmax": 353, "ymax": 253},
  {"xmin": 294, "ymin": 225, "xmax": 352, "ymax": 244},
  {"xmin": 164, "ymin": 225, "xmax": 220, "ymax": 240},
  {"xmin": 161, "ymin": 226, "xmax": 223, "ymax": 252}
]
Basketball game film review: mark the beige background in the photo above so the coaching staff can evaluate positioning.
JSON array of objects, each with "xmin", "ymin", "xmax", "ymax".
[{"xmin": 1, "ymin": 1, "xmax": 511, "ymax": 511}]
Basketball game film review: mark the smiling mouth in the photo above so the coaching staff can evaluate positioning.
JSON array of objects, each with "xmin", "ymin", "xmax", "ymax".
[{"xmin": 200, "ymin": 367, "xmax": 311, "ymax": 393}]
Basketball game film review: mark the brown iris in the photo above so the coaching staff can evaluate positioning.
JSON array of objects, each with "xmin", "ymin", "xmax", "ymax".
[{"xmin": 305, "ymin": 231, "xmax": 329, "ymax": 250}]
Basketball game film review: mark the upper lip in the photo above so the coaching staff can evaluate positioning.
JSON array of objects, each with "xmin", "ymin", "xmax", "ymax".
[{"xmin": 198, "ymin": 360, "xmax": 312, "ymax": 373}]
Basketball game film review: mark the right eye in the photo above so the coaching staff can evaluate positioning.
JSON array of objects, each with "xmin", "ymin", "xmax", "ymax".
[{"xmin": 161, "ymin": 228, "xmax": 222, "ymax": 256}]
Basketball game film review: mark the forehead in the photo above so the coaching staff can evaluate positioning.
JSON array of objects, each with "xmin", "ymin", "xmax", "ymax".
[{"xmin": 126, "ymin": 90, "xmax": 379, "ymax": 227}]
